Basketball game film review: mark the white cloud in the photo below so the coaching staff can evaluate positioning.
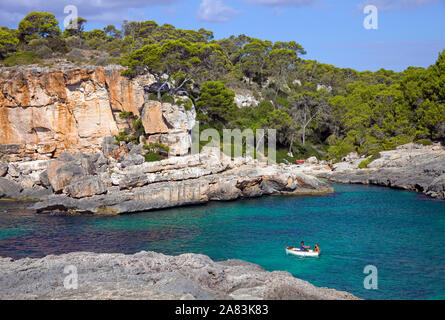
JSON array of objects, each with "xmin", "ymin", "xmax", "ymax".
[
  {"xmin": 198, "ymin": 0, "xmax": 241, "ymax": 22},
  {"xmin": 358, "ymin": 0, "xmax": 439, "ymax": 11},
  {"xmin": 0, "ymin": 0, "xmax": 181, "ymax": 27},
  {"xmin": 243, "ymin": 0, "xmax": 319, "ymax": 7}
]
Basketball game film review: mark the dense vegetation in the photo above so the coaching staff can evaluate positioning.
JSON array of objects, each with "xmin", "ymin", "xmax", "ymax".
[{"xmin": 1, "ymin": 11, "xmax": 444, "ymax": 162}]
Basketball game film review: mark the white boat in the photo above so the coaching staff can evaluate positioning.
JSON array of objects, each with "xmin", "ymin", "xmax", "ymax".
[{"xmin": 285, "ymin": 246, "xmax": 320, "ymax": 257}]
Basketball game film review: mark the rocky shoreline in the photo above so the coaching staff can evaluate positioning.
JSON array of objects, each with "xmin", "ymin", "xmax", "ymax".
[
  {"xmin": 0, "ymin": 143, "xmax": 333, "ymax": 215},
  {"xmin": 314, "ymin": 143, "xmax": 445, "ymax": 200},
  {"xmin": 0, "ymin": 251, "xmax": 358, "ymax": 300},
  {"xmin": 2, "ymin": 140, "xmax": 444, "ymax": 216},
  {"xmin": 1, "ymin": 140, "xmax": 444, "ymax": 217}
]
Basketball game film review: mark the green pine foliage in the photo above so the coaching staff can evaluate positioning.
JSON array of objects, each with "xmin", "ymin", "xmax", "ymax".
[
  {"xmin": 1, "ymin": 11, "xmax": 444, "ymax": 161},
  {"xmin": 358, "ymin": 158, "xmax": 372, "ymax": 169},
  {"xmin": 144, "ymin": 152, "xmax": 161, "ymax": 162},
  {"xmin": 195, "ymin": 81, "xmax": 237, "ymax": 129},
  {"xmin": 0, "ymin": 29, "xmax": 19, "ymax": 59}
]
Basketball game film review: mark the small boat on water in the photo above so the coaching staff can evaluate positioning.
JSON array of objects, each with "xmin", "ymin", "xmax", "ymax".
[{"xmin": 285, "ymin": 246, "xmax": 320, "ymax": 257}]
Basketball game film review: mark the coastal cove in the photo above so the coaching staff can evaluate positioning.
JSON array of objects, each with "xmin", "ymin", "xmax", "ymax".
[
  {"xmin": 0, "ymin": 4, "xmax": 444, "ymax": 303},
  {"xmin": 1, "ymin": 183, "xmax": 445, "ymax": 300}
]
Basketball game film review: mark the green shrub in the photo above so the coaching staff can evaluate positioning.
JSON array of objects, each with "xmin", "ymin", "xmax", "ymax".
[
  {"xmin": 28, "ymin": 38, "xmax": 47, "ymax": 50},
  {"xmin": 275, "ymin": 143, "xmax": 325, "ymax": 164},
  {"xmin": 381, "ymin": 134, "xmax": 414, "ymax": 151},
  {"xmin": 294, "ymin": 143, "xmax": 323, "ymax": 159},
  {"xmin": 114, "ymin": 114, "xmax": 145, "ymax": 144},
  {"xmin": 118, "ymin": 111, "xmax": 134, "ymax": 119},
  {"xmin": 358, "ymin": 158, "xmax": 372, "ymax": 169},
  {"xmin": 370, "ymin": 152, "xmax": 381, "ymax": 161},
  {"xmin": 415, "ymin": 139, "xmax": 433, "ymax": 146},
  {"xmin": 108, "ymin": 47, "xmax": 121, "ymax": 58},
  {"xmin": 84, "ymin": 38, "xmax": 102, "ymax": 50},
  {"xmin": 175, "ymin": 97, "xmax": 193, "ymax": 110},
  {"xmin": 47, "ymin": 36, "xmax": 69, "ymax": 54},
  {"xmin": 133, "ymin": 119, "xmax": 145, "ymax": 136},
  {"xmin": 114, "ymin": 131, "xmax": 129, "ymax": 143},
  {"xmin": 276, "ymin": 96, "xmax": 290, "ymax": 108},
  {"xmin": 358, "ymin": 135, "xmax": 381, "ymax": 155},
  {"xmin": 148, "ymin": 93, "xmax": 158, "ymax": 101},
  {"xmin": 95, "ymin": 56, "xmax": 110, "ymax": 66},
  {"xmin": 114, "ymin": 131, "xmax": 139, "ymax": 144},
  {"xmin": 1, "ymin": 51, "xmax": 41, "ymax": 66},
  {"xmin": 65, "ymin": 36, "xmax": 83, "ymax": 49},
  {"xmin": 276, "ymin": 148, "xmax": 296, "ymax": 164},
  {"xmin": 121, "ymin": 68, "xmax": 136, "ymax": 77},
  {"xmin": 358, "ymin": 152, "xmax": 381, "ymax": 168},
  {"xmin": 108, "ymin": 57, "xmax": 121, "ymax": 65},
  {"xmin": 144, "ymin": 152, "xmax": 161, "ymax": 162},
  {"xmin": 36, "ymin": 46, "xmax": 52, "ymax": 59},
  {"xmin": 161, "ymin": 93, "xmax": 175, "ymax": 103},
  {"xmin": 143, "ymin": 143, "xmax": 170, "ymax": 154},
  {"xmin": 327, "ymin": 142, "xmax": 355, "ymax": 160},
  {"xmin": 127, "ymin": 135, "xmax": 139, "ymax": 144},
  {"xmin": 67, "ymin": 48, "xmax": 84, "ymax": 58}
]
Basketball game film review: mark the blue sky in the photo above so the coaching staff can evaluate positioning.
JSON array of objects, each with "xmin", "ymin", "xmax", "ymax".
[{"xmin": 1, "ymin": 0, "xmax": 444, "ymax": 71}]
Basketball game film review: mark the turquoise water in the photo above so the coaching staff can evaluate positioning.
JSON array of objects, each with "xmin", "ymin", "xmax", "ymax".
[{"xmin": 1, "ymin": 183, "xmax": 445, "ymax": 300}]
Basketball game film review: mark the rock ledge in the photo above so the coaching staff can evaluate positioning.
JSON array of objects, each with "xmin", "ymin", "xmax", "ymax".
[{"xmin": 0, "ymin": 251, "xmax": 359, "ymax": 300}]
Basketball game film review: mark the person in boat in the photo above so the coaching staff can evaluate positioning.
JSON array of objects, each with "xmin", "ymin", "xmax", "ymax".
[
  {"xmin": 300, "ymin": 241, "xmax": 310, "ymax": 251},
  {"xmin": 314, "ymin": 243, "xmax": 320, "ymax": 253}
]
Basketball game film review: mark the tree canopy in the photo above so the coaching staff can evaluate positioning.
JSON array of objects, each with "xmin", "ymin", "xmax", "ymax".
[
  {"xmin": 0, "ymin": 29, "xmax": 19, "ymax": 59},
  {"xmin": 1, "ymin": 11, "xmax": 444, "ymax": 162},
  {"xmin": 18, "ymin": 11, "xmax": 60, "ymax": 42}
]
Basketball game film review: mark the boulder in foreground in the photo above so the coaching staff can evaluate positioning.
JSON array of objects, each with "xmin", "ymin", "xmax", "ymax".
[{"xmin": 0, "ymin": 251, "xmax": 359, "ymax": 300}]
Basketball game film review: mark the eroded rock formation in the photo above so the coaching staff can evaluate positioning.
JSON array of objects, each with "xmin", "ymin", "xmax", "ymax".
[
  {"xmin": 0, "ymin": 251, "xmax": 358, "ymax": 300},
  {"xmin": 0, "ymin": 145, "xmax": 333, "ymax": 215},
  {"xmin": 317, "ymin": 143, "xmax": 445, "ymax": 200},
  {"xmin": 0, "ymin": 65, "xmax": 195, "ymax": 161}
]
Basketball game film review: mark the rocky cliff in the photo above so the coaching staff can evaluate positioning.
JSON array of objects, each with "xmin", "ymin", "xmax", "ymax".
[
  {"xmin": 0, "ymin": 145, "xmax": 333, "ymax": 214},
  {"xmin": 0, "ymin": 251, "xmax": 358, "ymax": 300},
  {"xmin": 0, "ymin": 64, "xmax": 335, "ymax": 214},
  {"xmin": 315, "ymin": 143, "xmax": 445, "ymax": 200},
  {"xmin": 0, "ymin": 65, "xmax": 195, "ymax": 161}
]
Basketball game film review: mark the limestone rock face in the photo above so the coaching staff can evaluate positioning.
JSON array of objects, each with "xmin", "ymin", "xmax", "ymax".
[
  {"xmin": 148, "ymin": 131, "xmax": 191, "ymax": 156},
  {"xmin": 0, "ymin": 251, "xmax": 358, "ymax": 300},
  {"xmin": 233, "ymin": 89, "xmax": 260, "ymax": 108},
  {"xmin": 46, "ymin": 161, "xmax": 85, "ymax": 192},
  {"xmin": 0, "ymin": 162, "xmax": 8, "ymax": 176},
  {"xmin": 142, "ymin": 101, "xmax": 196, "ymax": 156},
  {"xmin": 141, "ymin": 100, "xmax": 169, "ymax": 134},
  {"xmin": 30, "ymin": 148, "xmax": 333, "ymax": 215},
  {"xmin": 121, "ymin": 153, "xmax": 145, "ymax": 168},
  {"xmin": 0, "ymin": 177, "xmax": 22, "ymax": 198},
  {"xmin": 0, "ymin": 65, "xmax": 154, "ymax": 161},
  {"xmin": 64, "ymin": 177, "xmax": 107, "ymax": 198},
  {"xmin": 0, "ymin": 65, "xmax": 196, "ymax": 161},
  {"xmin": 161, "ymin": 102, "xmax": 196, "ymax": 132},
  {"xmin": 324, "ymin": 143, "xmax": 445, "ymax": 200},
  {"xmin": 306, "ymin": 156, "xmax": 318, "ymax": 164}
]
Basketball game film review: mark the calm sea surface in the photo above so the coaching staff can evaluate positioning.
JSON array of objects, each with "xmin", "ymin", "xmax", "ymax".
[{"xmin": 1, "ymin": 183, "xmax": 445, "ymax": 299}]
